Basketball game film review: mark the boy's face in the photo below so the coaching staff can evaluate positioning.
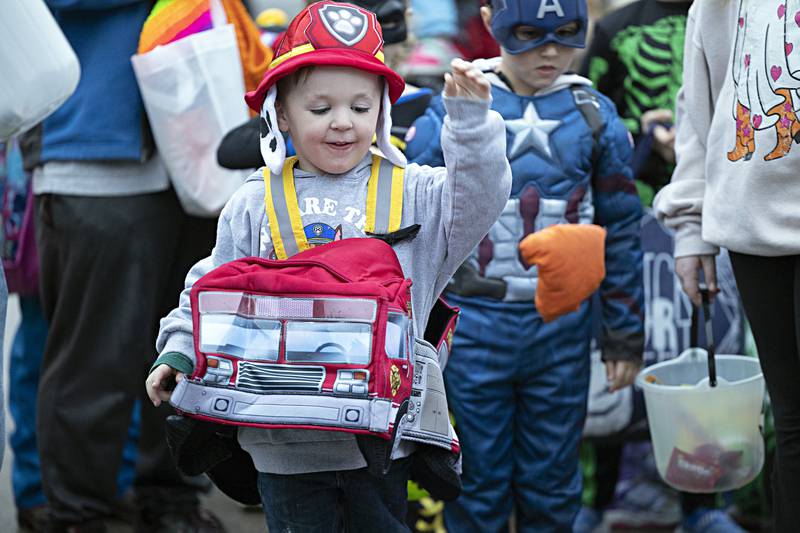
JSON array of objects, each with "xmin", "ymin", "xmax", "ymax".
[
  {"xmin": 277, "ymin": 67, "xmax": 383, "ymax": 175},
  {"xmin": 481, "ymin": 6, "xmax": 580, "ymax": 96},
  {"xmin": 501, "ymin": 28, "xmax": 577, "ymax": 95},
  {"xmin": 482, "ymin": 7, "xmax": 578, "ymax": 95}
]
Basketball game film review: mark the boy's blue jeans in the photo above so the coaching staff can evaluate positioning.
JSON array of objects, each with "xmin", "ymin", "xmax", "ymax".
[
  {"xmin": 443, "ymin": 293, "xmax": 592, "ymax": 533},
  {"xmin": 8, "ymin": 297, "xmax": 48, "ymax": 510},
  {"xmin": 257, "ymin": 457, "xmax": 412, "ymax": 532}
]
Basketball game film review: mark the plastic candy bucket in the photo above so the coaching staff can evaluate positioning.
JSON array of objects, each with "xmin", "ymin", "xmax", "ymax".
[
  {"xmin": 637, "ymin": 350, "xmax": 764, "ymax": 492},
  {"xmin": 636, "ymin": 292, "xmax": 765, "ymax": 493}
]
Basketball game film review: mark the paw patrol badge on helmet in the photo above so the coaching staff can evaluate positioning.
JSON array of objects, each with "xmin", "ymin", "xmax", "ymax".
[
  {"xmin": 245, "ymin": 1, "xmax": 405, "ymax": 112},
  {"xmin": 490, "ymin": 0, "xmax": 587, "ymax": 54}
]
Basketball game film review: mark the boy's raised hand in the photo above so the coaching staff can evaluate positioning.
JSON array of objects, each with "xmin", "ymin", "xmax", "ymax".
[{"xmin": 444, "ymin": 58, "xmax": 491, "ymax": 101}]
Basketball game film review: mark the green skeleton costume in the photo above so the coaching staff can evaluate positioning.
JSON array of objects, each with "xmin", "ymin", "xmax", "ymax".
[{"xmin": 581, "ymin": 0, "xmax": 690, "ymax": 190}]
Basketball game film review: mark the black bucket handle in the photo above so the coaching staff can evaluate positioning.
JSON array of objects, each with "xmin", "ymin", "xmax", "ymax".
[{"xmin": 690, "ymin": 286, "xmax": 717, "ymax": 387}]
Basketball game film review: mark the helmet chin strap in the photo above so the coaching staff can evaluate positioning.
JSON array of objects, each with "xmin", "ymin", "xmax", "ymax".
[{"xmin": 259, "ymin": 83, "xmax": 406, "ymax": 175}]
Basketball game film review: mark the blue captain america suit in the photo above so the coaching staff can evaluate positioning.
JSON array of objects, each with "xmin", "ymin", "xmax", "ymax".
[{"xmin": 406, "ymin": 67, "xmax": 644, "ymax": 532}]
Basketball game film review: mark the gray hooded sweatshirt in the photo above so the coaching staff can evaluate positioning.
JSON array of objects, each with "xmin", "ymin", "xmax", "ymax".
[
  {"xmin": 654, "ymin": 0, "xmax": 800, "ymax": 257},
  {"xmin": 156, "ymin": 96, "xmax": 511, "ymax": 474}
]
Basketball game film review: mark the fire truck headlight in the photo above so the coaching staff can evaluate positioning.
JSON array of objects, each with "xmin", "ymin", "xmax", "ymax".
[
  {"xmin": 204, "ymin": 357, "xmax": 233, "ymax": 384},
  {"xmin": 207, "ymin": 357, "xmax": 232, "ymax": 372},
  {"xmin": 334, "ymin": 369, "xmax": 369, "ymax": 396}
]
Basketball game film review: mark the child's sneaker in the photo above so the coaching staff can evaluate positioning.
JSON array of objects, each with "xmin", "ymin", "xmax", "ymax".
[
  {"xmin": 677, "ymin": 508, "xmax": 746, "ymax": 533},
  {"xmin": 603, "ymin": 477, "xmax": 681, "ymax": 529},
  {"xmin": 573, "ymin": 505, "xmax": 604, "ymax": 533},
  {"xmin": 17, "ymin": 504, "xmax": 49, "ymax": 532}
]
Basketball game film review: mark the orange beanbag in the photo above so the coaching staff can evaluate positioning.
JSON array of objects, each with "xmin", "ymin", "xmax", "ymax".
[{"xmin": 518, "ymin": 224, "xmax": 607, "ymax": 323}]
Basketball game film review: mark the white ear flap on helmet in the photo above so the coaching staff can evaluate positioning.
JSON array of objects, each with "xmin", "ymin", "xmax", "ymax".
[
  {"xmin": 375, "ymin": 84, "xmax": 407, "ymax": 168},
  {"xmin": 259, "ymin": 86, "xmax": 286, "ymax": 175}
]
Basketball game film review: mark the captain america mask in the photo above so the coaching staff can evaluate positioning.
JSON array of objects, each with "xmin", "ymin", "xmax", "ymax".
[{"xmin": 489, "ymin": 0, "xmax": 587, "ymax": 54}]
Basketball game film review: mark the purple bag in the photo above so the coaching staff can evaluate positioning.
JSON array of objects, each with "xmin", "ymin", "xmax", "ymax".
[{"xmin": 1, "ymin": 141, "xmax": 39, "ymax": 296}]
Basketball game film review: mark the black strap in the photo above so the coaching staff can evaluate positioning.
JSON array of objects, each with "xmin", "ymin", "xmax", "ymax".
[
  {"xmin": 494, "ymin": 69, "xmax": 517, "ymax": 94},
  {"xmin": 571, "ymin": 86, "xmax": 605, "ymax": 142},
  {"xmin": 367, "ymin": 224, "xmax": 421, "ymax": 246},
  {"xmin": 701, "ymin": 289, "xmax": 717, "ymax": 387},
  {"xmin": 447, "ymin": 262, "xmax": 507, "ymax": 300},
  {"xmin": 571, "ymin": 86, "xmax": 605, "ymax": 172},
  {"xmin": 689, "ymin": 288, "xmax": 717, "ymax": 387}
]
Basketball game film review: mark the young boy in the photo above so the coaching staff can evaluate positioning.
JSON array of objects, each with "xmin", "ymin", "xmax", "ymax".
[
  {"xmin": 145, "ymin": 1, "xmax": 511, "ymax": 530},
  {"xmin": 405, "ymin": 0, "xmax": 644, "ymax": 531}
]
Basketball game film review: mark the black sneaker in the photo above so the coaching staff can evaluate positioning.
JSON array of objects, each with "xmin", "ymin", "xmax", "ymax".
[
  {"xmin": 42, "ymin": 518, "xmax": 107, "ymax": 533},
  {"xmin": 135, "ymin": 507, "xmax": 226, "ymax": 533},
  {"xmin": 17, "ymin": 505, "xmax": 49, "ymax": 532}
]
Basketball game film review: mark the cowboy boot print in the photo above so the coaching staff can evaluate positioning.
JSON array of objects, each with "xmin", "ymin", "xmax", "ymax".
[
  {"xmin": 764, "ymin": 88, "xmax": 800, "ymax": 161},
  {"xmin": 728, "ymin": 102, "xmax": 756, "ymax": 162}
]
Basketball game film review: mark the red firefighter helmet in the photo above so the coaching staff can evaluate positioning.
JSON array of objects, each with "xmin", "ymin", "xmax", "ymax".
[{"xmin": 245, "ymin": 1, "xmax": 405, "ymax": 112}]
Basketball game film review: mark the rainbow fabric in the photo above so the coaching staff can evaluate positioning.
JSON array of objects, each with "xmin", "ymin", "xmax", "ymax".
[{"xmin": 138, "ymin": 0, "xmax": 214, "ymax": 55}]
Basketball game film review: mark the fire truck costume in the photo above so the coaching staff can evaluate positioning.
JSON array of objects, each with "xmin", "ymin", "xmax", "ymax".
[
  {"xmin": 405, "ymin": 0, "xmax": 644, "ymax": 530},
  {"xmin": 154, "ymin": 0, "xmax": 511, "ymax": 509}
]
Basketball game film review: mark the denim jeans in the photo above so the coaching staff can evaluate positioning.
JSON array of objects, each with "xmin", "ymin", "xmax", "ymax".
[
  {"xmin": 257, "ymin": 457, "xmax": 412, "ymax": 533},
  {"xmin": 8, "ymin": 297, "xmax": 49, "ymax": 509}
]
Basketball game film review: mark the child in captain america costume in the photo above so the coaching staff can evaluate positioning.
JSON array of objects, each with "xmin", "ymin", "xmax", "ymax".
[{"xmin": 405, "ymin": 0, "xmax": 645, "ymax": 530}]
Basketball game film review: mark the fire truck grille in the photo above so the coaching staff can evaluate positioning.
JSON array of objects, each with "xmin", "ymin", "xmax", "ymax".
[{"xmin": 237, "ymin": 363, "xmax": 325, "ymax": 393}]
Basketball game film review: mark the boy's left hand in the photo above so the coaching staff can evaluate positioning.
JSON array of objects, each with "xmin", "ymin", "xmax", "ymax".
[
  {"xmin": 146, "ymin": 364, "xmax": 185, "ymax": 407},
  {"xmin": 604, "ymin": 359, "xmax": 642, "ymax": 392},
  {"xmin": 444, "ymin": 58, "xmax": 491, "ymax": 101}
]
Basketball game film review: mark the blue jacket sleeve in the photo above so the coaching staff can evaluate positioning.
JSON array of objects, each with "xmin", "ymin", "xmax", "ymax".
[
  {"xmin": 405, "ymin": 95, "xmax": 447, "ymax": 167},
  {"xmin": 593, "ymin": 98, "xmax": 645, "ymax": 363}
]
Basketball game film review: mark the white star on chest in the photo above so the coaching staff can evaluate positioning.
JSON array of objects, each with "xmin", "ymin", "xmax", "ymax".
[{"xmin": 505, "ymin": 102, "xmax": 561, "ymax": 159}]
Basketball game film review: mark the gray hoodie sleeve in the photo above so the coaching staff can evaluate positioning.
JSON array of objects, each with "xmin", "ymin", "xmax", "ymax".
[
  {"xmin": 403, "ymin": 95, "xmax": 511, "ymax": 319},
  {"xmin": 155, "ymin": 183, "xmax": 262, "ymax": 371},
  {"xmin": 652, "ymin": 6, "xmax": 720, "ymax": 258}
]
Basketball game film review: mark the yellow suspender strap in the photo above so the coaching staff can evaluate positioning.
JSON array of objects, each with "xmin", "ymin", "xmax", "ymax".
[
  {"xmin": 265, "ymin": 155, "xmax": 404, "ymax": 259},
  {"xmin": 263, "ymin": 156, "xmax": 309, "ymax": 260},
  {"xmin": 364, "ymin": 154, "xmax": 404, "ymax": 235}
]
